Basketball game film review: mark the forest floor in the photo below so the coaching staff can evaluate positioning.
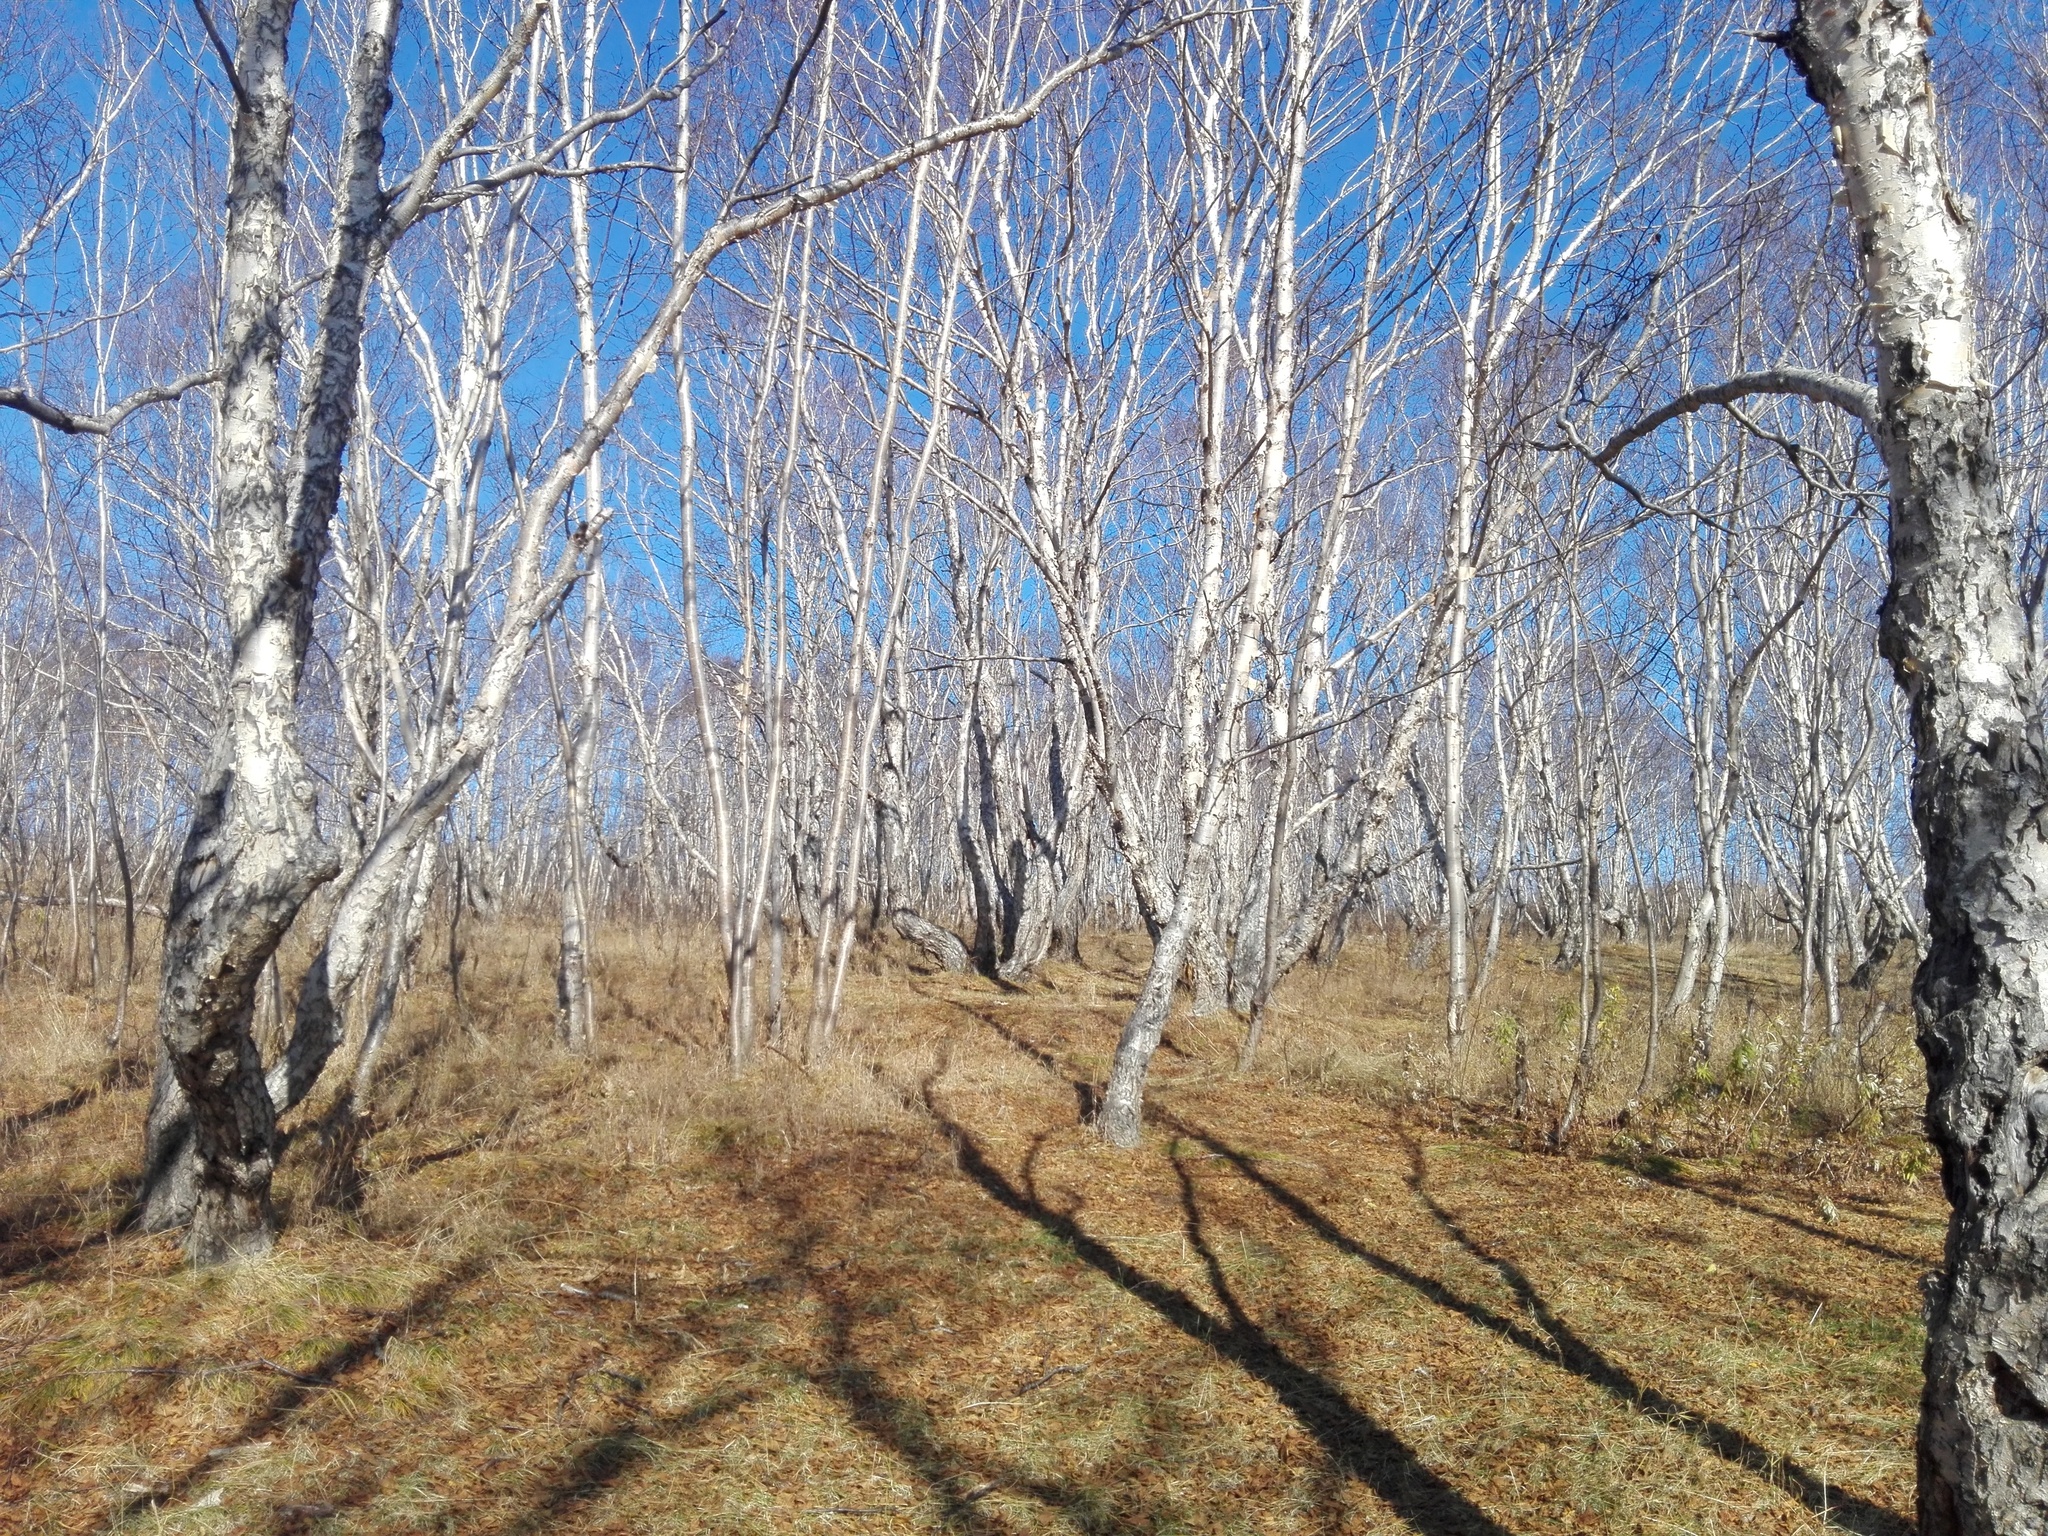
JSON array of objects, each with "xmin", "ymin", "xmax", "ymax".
[{"xmin": 0, "ymin": 926, "xmax": 1943, "ymax": 1535}]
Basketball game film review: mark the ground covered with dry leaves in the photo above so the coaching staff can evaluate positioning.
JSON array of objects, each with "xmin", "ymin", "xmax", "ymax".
[{"xmin": 0, "ymin": 930, "xmax": 1942, "ymax": 1534}]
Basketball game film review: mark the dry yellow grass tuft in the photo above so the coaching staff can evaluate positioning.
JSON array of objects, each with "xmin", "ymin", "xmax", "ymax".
[{"xmin": 0, "ymin": 922, "xmax": 1937, "ymax": 1533}]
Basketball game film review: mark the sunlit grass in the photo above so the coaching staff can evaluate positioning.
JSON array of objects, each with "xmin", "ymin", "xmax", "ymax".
[{"xmin": 0, "ymin": 921, "xmax": 1936, "ymax": 1533}]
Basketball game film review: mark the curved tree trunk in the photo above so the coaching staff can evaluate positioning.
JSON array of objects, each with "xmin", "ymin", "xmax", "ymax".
[
  {"xmin": 892, "ymin": 911, "xmax": 971, "ymax": 973},
  {"xmin": 139, "ymin": 0, "xmax": 396, "ymax": 1258}
]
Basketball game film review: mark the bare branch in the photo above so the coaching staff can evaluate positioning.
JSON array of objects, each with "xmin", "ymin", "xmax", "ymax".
[
  {"xmin": 701, "ymin": 12, "xmax": 1187, "ymax": 258},
  {"xmin": 392, "ymin": 5, "xmax": 732, "ymax": 226},
  {"xmin": 1570, "ymin": 367, "xmax": 1876, "ymax": 466},
  {"xmin": 0, "ymin": 368, "xmax": 224, "ymax": 437},
  {"xmin": 186, "ymin": 0, "xmax": 251, "ymax": 110},
  {"xmin": 381, "ymin": 1, "xmax": 553, "ymax": 238},
  {"xmin": 408, "ymin": 77, "xmax": 686, "ymax": 217}
]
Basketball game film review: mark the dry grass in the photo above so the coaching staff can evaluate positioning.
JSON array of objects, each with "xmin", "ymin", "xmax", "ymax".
[{"xmin": 0, "ymin": 920, "xmax": 1940, "ymax": 1534}]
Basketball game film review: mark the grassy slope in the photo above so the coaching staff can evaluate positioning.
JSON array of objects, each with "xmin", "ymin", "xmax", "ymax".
[{"xmin": 0, "ymin": 927, "xmax": 1941, "ymax": 1534}]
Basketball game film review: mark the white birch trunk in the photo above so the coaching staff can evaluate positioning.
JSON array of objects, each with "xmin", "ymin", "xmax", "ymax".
[{"xmin": 1789, "ymin": 5, "xmax": 2048, "ymax": 1527}]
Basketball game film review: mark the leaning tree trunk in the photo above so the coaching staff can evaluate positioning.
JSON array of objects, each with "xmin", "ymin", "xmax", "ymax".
[
  {"xmin": 138, "ymin": 0, "xmax": 404, "ymax": 1257},
  {"xmin": 137, "ymin": 10, "xmax": 306, "ymax": 1254},
  {"xmin": 1792, "ymin": 5, "xmax": 2048, "ymax": 1530},
  {"xmin": 140, "ymin": 0, "xmax": 386, "ymax": 1259}
]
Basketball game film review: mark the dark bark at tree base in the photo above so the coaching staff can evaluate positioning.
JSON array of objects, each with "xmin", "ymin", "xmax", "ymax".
[
  {"xmin": 1885, "ymin": 389, "xmax": 2048, "ymax": 1536},
  {"xmin": 138, "ymin": 1053, "xmax": 199, "ymax": 1234},
  {"xmin": 177, "ymin": 1039, "xmax": 287, "ymax": 1262},
  {"xmin": 1584, "ymin": 8, "xmax": 2048, "ymax": 1525}
]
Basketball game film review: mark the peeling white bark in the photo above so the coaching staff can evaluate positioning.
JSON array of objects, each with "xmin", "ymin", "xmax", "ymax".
[
  {"xmin": 1098, "ymin": 0, "xmax": 1310, "ymax": 1147},
  {"xmin": 1756, "ymin": 6, "xmax": 2040, "ymax": 1528},
  {"xmin": 140, "ymin": 0, "xmax": 348, "ymax": 1262}
]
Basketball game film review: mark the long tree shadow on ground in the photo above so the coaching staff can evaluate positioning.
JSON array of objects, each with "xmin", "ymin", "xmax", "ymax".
[
  {"xmin": 465, "ymin": 1151, "xmax": 1165, "ymax": 1536},
  {"xmin": 813, "ymin": 1288, "xmax": 1159, "ymax": 1534},
  {"xmin": 438, "ymin": 1199, "xmax": 848, "ymax": 1535},
  {"xmin": 764, "ymin": 1102, "xmax": 1169, "ymax": 1531},
  {"xmin": 954, "ymin": 999, "xmax": 1913, "ymax": 1536},
  {"xmin": 970, "ymin": 1007, "xmax": 1098, "ymax": 1123},
  {"xmin": 1, "ymin": 1079, "xmax": 107, "ymax": 1141},
  {"xmin": 465, "ymin": 1384, "xmax": 764, "ymax": 1536},
  {"xmin": 0, "ymin": 1175, "xmax": 140, "ymax": 1283},
  {"xmin": 1158, "ymin": 1110, "xmax": 1911, "ymax": 1536},
  {"xmin": 106, "ymin": 1251, "xmax": 499, "ymax": 1525},
  {"xmin": 1605, "ymin": 1155, "xmax": 1932, "ymax": 1269},
  {"xmin": 1397, "ymin": 1135, "xmax": 1915, "ymax": 1536},
  {"xmin": 917, "ymin": 1083, "xmax": 1516, "ymax": 1536}
]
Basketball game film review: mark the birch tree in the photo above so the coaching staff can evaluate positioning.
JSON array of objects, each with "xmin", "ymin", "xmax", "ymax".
[
  {"xmin": 0, "ymin": 0, "xmax": 1185, "ymax": 1261},
  {"xmin": 1585, "ymin": 2, "xmax": 2048, "ymax": 1524}
]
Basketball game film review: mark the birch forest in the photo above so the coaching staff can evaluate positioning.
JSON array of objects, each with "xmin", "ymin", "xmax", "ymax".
[{"xmin": 3, "ymin": 1, "xmax": 2045, "ymax": 1533}]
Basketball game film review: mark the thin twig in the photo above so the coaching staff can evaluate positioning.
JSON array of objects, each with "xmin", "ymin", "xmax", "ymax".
[{"xmin": 960, "ymin": 1362, "xmax": 1087, "ymax": 1409}]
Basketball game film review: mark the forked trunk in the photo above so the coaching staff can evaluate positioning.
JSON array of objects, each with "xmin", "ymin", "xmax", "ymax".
[{"xmin": 139, "ymin": 0, "xmax": 346, "ymax": 1259}]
